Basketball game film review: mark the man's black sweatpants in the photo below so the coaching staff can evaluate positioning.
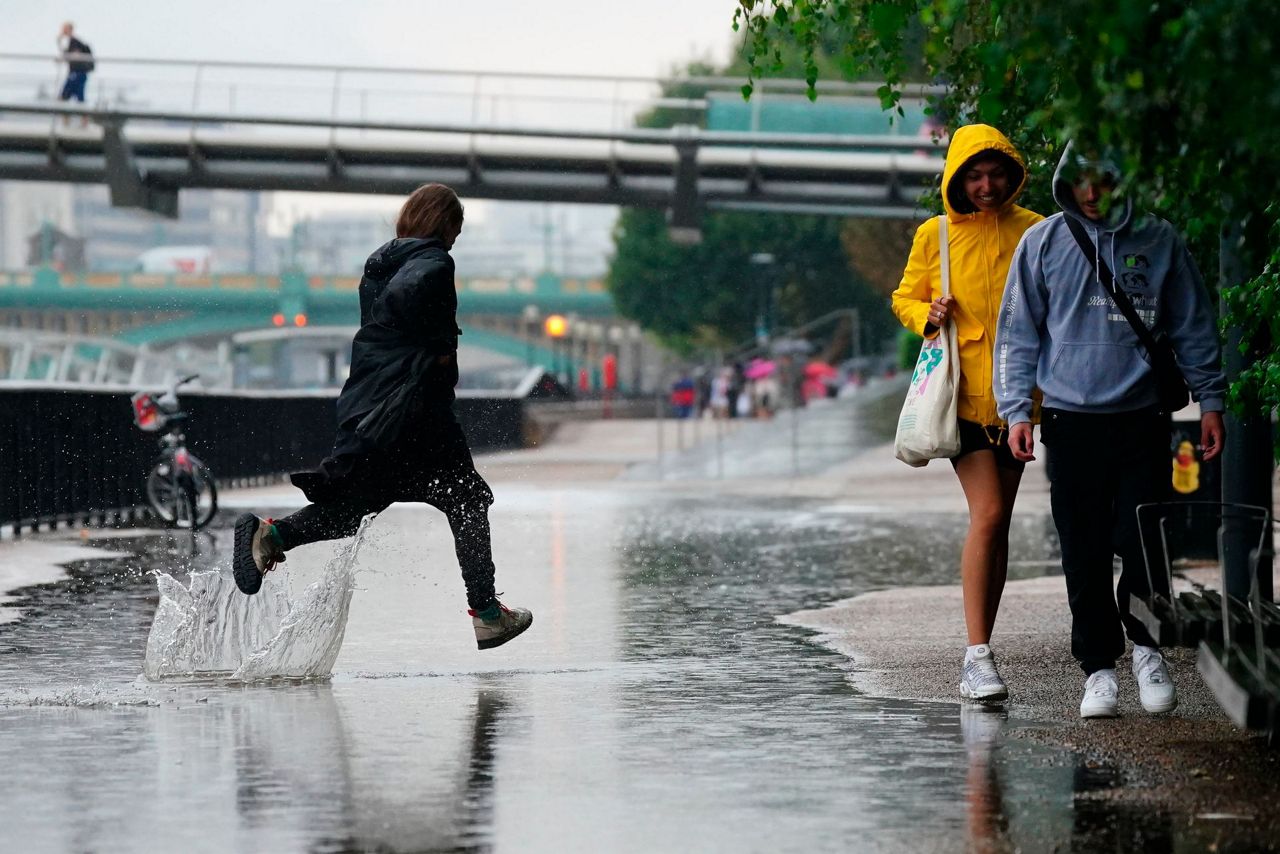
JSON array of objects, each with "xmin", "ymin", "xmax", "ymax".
[{"xmin": 1040, "ymin": 406, "xmax": 1171, "ymax": 674}]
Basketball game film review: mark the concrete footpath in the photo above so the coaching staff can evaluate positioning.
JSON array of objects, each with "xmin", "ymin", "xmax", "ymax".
[
  {"xmin": 776, "ymin": 434, "xmax": 1280, "ymax": 841},
  {"xmin": 475, "ymin": 414, "xmax": 1280, "ymax": 837}
]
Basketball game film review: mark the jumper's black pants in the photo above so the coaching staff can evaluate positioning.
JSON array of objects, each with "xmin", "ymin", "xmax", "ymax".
[
  {"xmin": 273, "ymin": 414, "xmax": 497, "ymax": 610},
  {"xmin": 1041, "ymin": 407, "xmax": 1171, "ymax": 674}
]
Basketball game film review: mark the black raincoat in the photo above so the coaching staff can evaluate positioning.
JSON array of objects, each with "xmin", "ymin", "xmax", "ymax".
[{"xmin": 290, "ymin": 237, "xmax": 484, "ymax": 505}]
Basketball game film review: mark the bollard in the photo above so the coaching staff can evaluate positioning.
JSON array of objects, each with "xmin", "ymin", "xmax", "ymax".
[
  {"xmin": 790, "ymin": 398, "xmax": 800, "ymax": 477},
  {"xmin": 715, "ymin": 413, "xmax": 724, "ymax": 479},
  {"xmin": 654, "ymin": 390, "xmax": 664, "ymax": 480}
]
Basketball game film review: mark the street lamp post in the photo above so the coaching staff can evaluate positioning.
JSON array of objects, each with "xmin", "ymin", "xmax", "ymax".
[
  {"xmin": 522, "ymin": 305, "xmax": 540, "ymax": 367},
  {"xmin": 749, "ymin": 252, "xmax": 776, "ymax": 347},
  {"xmin": 544, "ymin": 313, "xmax": 567, "ymax": 385}
]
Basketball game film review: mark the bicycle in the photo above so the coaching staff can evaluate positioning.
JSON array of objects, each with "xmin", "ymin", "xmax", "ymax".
[{"xmin": 131, "ymin": 375, "xmax": 218, "ymax": 530}]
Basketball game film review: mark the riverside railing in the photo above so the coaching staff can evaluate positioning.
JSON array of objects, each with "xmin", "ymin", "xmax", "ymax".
[{"xmin": 0, "ymin": 385, "xmax": 526, "ymax": 535}]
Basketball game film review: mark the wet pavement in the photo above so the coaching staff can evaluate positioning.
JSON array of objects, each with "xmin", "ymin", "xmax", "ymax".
[{"xmin": 0, "ymin": 468, "xmax": 1220, "ymax": 854}]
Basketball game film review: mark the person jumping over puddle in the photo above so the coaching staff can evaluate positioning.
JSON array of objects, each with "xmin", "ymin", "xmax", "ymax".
[{"xmin": 232, "ymin": 183, "xmax": 533, "ymax": 651}]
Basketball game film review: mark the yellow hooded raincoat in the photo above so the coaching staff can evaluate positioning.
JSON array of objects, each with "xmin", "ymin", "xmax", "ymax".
[{"xmin": 892, "ymin": 124, "xmax": 1043, "ymax": 427}]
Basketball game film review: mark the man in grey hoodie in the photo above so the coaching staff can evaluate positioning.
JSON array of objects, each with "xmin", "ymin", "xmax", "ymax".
[{"xmin": 994, "ymin": 144, "xmax": 1226, "ymax": 719}]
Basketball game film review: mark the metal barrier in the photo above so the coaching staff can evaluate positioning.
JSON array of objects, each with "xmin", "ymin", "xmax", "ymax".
[{"xmin": 0, "ymin": 386, "xmax": 526, "ymax": 534}]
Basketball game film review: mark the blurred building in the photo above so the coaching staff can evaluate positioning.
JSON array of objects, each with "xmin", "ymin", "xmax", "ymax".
[
  {"xmin": 277, "ymin": 202, "xmax": 616, "ymax": 278},
  {"xmin": 0, "ymin": 183, "xmax": 75, "ymax": 270},
  {"xmin": 0, "ymin": 181, "xmax": 268, "ymax": 272},
  {"xmin": 2, "ymin": 180, "xmax": 618, "ymax": 279}
]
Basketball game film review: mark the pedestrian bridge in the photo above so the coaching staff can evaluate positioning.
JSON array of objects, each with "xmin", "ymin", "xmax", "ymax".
[{"xmin": 0, "ymin": 54, "xmax": 945, "ymax": 231}]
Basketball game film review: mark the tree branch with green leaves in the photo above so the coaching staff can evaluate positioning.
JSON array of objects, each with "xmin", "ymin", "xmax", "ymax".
[{"xmin": 733, "ymin": 0, "xmax": 1280, "ymax": 428}]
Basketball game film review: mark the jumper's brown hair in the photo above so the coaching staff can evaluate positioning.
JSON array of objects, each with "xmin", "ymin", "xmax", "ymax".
[{"xmin": 396, "ymin": 183, "xmax": 464, "ymax": 240}]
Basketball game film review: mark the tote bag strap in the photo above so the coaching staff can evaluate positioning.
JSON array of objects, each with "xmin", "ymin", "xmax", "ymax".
[{"xmin": 937, "ymin": 215, "xmax": 951, "ymax": 298}]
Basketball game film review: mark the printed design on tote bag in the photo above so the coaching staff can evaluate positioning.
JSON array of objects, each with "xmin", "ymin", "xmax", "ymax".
[{"xmin": 909, "ymin": 338, "xmax": 945, "ymax": 396}]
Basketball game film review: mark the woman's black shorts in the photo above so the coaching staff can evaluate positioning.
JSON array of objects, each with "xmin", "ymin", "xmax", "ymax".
[{"xmin": 949, "ymin": 419, "xmax": 1025, "ymax": 472}]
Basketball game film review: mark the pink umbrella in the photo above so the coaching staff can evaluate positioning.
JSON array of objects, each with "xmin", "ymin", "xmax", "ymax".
[
  {"xmin": 743, "ymin": 358, "xmax": 776, "ymax": 380},
  {"xmin": 803, "ymin": 361, "xmax": 838, "ymax": 380},
  {"xmin": 801, "ymin": 361, "xmax": 838, "ymax": 401}
]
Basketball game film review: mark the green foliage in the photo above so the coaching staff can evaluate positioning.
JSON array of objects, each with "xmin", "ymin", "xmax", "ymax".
[
  {"xmin": 734, "ymin": 0, "xmax": 1280, "ymax": 422},
  {"xmin": 608, "ymin": 207, "xmax": 896, "ymax": 355},
  {"xmin": 608, "ymin": 49, "xmax": 901, "ymax": 356},
  {"xmin": 897, "ymin": 327, "xmax": 924, "ymax": 373}
]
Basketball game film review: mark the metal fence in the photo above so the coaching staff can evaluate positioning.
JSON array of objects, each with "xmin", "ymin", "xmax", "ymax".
[{"xmin": 0, "ymin": 387, "xmax": 525, "ymax": 534}]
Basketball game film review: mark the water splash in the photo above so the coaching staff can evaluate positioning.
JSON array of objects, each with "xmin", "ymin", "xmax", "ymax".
[{"xmin": 143, "ymin": 516, "xmax": 373, "ymax": 682}]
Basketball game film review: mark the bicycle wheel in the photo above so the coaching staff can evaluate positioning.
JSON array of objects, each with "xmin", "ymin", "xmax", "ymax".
[
  {"xmin": 173, "ymin": 481, "xmax": 198, "ymax": 530},
  {"xmin": 145, "ymin": 461, "xmax": 180, "ymax": 525},
  {"xmin": 191, "ymin": 465, "xmax": 218, "ymax": 530}
]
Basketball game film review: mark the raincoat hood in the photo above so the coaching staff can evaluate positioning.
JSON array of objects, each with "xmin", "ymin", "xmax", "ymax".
[
  {"xmin": 363, "ymin": 236, "xmax": 445, "ymax": 279},
  {"xmin": 942, "ymin": 124, "xmax": 1028, "ymax": 219},
  {"xmin": 1051, "ymin": 141, "xmax": 1133, "ymax": 233}
]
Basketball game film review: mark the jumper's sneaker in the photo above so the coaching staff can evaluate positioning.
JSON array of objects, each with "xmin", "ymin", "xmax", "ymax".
[
  {"xmin": 469, "ymin": 599, "xmax": 533, "ymax": 650},
  {"xmin": 1132, "ymin": 645, "xmax": 1178, "ymax": 713},
  {"xmin": 959, "ymin": 645, "xmax": 1009, "ymax": 703},
  {"xmin": 232, "ymin": 513, "xmax": 286, "ymax": 595},
  {"xmin": 1080, "ymin": 669, "xmax": 1120, "ymax": 718}
]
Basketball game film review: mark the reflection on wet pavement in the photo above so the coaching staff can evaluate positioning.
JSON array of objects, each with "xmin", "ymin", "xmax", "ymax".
[{"xmin": 0, "ymin": 491, "xmax": 1200, "ymax": 852}]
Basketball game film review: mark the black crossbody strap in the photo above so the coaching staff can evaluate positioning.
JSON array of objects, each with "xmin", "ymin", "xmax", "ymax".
[{"xmin": 1063, "ymin": 214, "xmax": 1160, "ymax": 354}]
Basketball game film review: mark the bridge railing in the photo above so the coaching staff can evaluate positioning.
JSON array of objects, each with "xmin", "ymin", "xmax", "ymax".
[{"xmin": 0, "ymin": 52, "xmax": 941, "ymax": 136}]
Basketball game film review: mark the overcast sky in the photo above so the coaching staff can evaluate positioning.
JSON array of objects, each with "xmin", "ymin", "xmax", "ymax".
[
  {"xmin": 2, "ymin": 1, "xmax": 744, "ymax": 226},
  {"xmin": 3, "ymin": 1, "xmax": 738, "ymax": 80}
]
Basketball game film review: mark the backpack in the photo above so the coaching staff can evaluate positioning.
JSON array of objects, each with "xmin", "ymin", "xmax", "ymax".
[{"xmin": 70, "ymin": 39, "xmax": 94, "ymax": 73}]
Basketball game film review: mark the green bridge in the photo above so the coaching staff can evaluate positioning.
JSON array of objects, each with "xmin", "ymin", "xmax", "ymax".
[{"xmin": 0, "ymin": 267, "xmax": 620, "ymax": 369}]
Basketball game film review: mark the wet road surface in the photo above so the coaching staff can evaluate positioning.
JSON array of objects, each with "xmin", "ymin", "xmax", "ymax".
[{"xmin": 0, "ymin": 485, "xmax": 1194, "ymax": 852}]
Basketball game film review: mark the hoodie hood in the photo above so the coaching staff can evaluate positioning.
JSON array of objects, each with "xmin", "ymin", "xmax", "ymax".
[
  {"xmin": 1052, "ymin": 141, "xmax": 1133, "ymax": 233},
  {"xmin": 942, "ymin": 124, "xmax": 1028, "ymax": 219},
  {"xmin": 363, "ymin": 237, "xmax": 445, "ymax": 279}
]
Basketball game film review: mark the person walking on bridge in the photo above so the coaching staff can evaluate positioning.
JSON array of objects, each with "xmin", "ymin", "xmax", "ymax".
[
  {"xmin": 995, "ymin": 145, "xmax": 1226, "ymax": 718},
  {"xmin": 891, "ymin": 124, "xmax": 1044, "ymax": 703},
  {"xmin": 56, "ymin": 22, "xmax": 93, "ymax": 125},
  {"xmin": 232, "ymin": 183, "xmax": 533, "ymax": 651}
]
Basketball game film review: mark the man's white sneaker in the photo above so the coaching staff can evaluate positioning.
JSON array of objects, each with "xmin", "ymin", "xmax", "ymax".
[
  {"xmin": 1080, "ymin": 669, "xmax": 1120, "ymax": 718},
  {"xmin": 1132, "ymin": 645, "xmax": 1178, "ymax": 713},
  {"xmin": 959, "ymin": 645, "xmax": 1009, "ymax": 703}
]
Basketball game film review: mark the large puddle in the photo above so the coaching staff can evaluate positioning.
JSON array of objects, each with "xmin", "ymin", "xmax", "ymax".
[{"xmin": 0, "ymin": 489, "xmax": 1234, "ymax": 852}]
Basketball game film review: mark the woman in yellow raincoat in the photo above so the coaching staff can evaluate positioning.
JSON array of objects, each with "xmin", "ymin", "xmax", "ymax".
[{"xmin": 892, "ymin": 124, "xmax": 1043, "ymax": 702}]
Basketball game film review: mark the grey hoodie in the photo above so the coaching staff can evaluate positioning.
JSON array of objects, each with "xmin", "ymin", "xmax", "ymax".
[{"xmin": 994, "ymin": 144, "xmax": 1226, "ymax": 424}]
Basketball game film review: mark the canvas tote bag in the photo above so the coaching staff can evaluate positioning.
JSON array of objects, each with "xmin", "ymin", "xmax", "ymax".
[{"xmin": 894, "ymin": 215, "xmax": 961, "ymax": 466}]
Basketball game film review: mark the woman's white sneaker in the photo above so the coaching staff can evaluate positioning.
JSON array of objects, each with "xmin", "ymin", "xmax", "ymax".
[
  {"xmin": 1132, "ymin": 645, "xmax": 1178, "ymax": 713},
  {"xmin": 959, "ymin": 645, "xmax": 1009, "ymax": 703},
  {"xmin": 1080, "ymin": 669, "xmax": 1120, "ymax": 718}
]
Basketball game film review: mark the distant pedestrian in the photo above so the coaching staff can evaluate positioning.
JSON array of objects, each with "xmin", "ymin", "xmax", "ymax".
[
  {"xmin": 695, "ymin": 370, "xmax": 713, "ymax": 418},
  {"xmin": 995, "ymin": 144, "xmax": 1226, "ymax": 718},
  {"xmin": 670, "ymin": 374, "xmax": 696, "ymax": 418},
  {"xmin": 232, "ymin": 183, "xmax": 533, "ymax": 651},
  {"xmin": 57, "ymin": 22, "xmax": 93, "ymax": 125},
  {"xmin": 709, "ymin": 368, "xmax": 731, "ymax": 418},
  {"xmin": 891, "ymin": 124, "xmax": 1044, "ymax": 704}
]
